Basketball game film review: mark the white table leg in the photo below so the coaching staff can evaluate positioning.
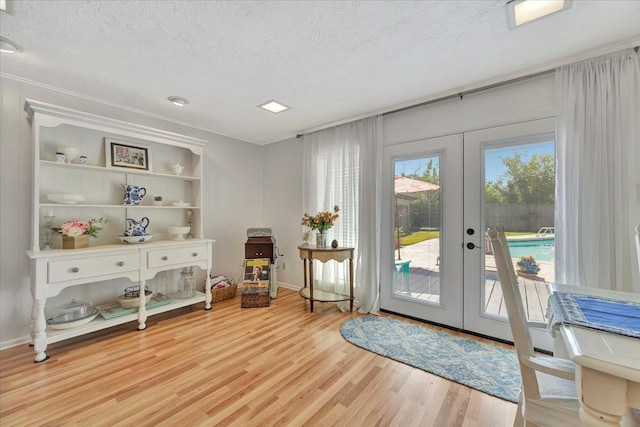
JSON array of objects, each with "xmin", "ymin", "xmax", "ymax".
[
  {"xmin": 578, "ymin": 366, "xmax": 628, "ymax": 426},
  {"xmin": 204, "ymin": 268, "xmax": 212, "ymax": 310}
]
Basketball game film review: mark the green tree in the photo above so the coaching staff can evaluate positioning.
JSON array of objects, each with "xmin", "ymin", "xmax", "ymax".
[{"xmin": 487, "ymin": 153, "xmax": 554, "ymax": 204}]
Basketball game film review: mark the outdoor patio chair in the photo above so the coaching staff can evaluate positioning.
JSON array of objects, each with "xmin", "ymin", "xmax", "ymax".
[
  {"xmin": 394, "ymin": 259, "xmax": 411, "ymax": 292},
  {"xmin": 488, "ymin": 226, "xmax": 580, "ymax": 427}
]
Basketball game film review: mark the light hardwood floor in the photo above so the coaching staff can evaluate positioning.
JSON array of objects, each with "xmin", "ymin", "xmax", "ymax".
[{"xmin": 0, "ymin": 288, "xmax": 517, "ymax": 426}]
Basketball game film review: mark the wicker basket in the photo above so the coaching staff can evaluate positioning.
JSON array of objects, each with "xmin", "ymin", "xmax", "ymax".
[
  {"xmin": 241, "ymin": 283, "xmax": 270, "ymax": 308},
  {"xmin": 211, "ymin": 283, "xmax": 238, "ymax": 304}
]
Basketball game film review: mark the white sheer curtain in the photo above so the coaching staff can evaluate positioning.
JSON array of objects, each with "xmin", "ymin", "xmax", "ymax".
[
  {"xmin": 302, "ymin": 115, "xmax": 382, "ymax": 313},
  {"xmin": 555, "ymin": 48, "xmax": 640, "ymax": 292}
]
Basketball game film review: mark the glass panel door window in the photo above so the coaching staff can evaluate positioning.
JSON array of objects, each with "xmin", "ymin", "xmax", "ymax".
[
  {"xmin": 393, "ymin": 157, "xmax": 442, "ymax": 304},
  {"xmin": 483, "ymin": 141, "xmax": 556, "ymax": 323}
]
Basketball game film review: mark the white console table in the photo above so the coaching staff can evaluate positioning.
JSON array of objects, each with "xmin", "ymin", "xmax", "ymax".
[{"xmin": 28, "ymin": 238, "xmax": 214, "ymax": 363}]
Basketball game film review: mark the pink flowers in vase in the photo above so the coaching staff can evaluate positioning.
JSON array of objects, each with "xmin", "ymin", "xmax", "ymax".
[{"xmin": 53, "ymin": 217, "xmax": 108, "ymax": 239}]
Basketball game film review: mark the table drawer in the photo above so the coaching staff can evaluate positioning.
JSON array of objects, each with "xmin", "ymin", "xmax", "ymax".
[
  {"xmin": 48, "ymin": 253, "xmax": 140, "ymax": 284},
  {"xmin": 147, "ymin": 244, "xmax": 207, "ymax": 268}
]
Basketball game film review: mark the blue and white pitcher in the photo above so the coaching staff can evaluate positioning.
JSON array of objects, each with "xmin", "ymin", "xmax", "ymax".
[
  {"xmin": 122, "ymin": 184, "xmax": 146, "ymax": 205},
  {"xmin": 124, "ymin": 217, "xmax": 149, "ymax": 236}
]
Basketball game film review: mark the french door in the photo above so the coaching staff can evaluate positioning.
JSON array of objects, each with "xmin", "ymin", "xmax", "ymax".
[
  {"xmin": 380, "ymin": 118, "xmax": 556, "ymax": 350},
  {"xmin": 380, "ymin": 134, "xmax": 463, "ymax": 327}
]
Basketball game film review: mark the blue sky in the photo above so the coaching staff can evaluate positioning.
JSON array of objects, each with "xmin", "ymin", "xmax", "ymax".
[{"xmin": 395, "ymin": 141, "xmax": 555, "ymax": 183}]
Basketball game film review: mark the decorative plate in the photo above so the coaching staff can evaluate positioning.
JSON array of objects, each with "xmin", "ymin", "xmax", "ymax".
[
  {"xmin": 47, "ymin": 309, "xmax": 99, "ymax": 330},
  {"xmin": 47, "ymin": 193, "xmax": 85, "ymax": 204}
]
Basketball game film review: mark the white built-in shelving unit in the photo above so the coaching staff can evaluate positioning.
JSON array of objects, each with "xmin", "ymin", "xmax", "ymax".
[{"xmin": 25, "ymin": 99, "xmax": 215, "ymax": 363}]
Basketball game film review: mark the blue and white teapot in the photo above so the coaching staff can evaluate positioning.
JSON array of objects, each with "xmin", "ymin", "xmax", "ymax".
[
  {"xmin": 124, "ymin": 217, "xmax": 150, "ymax": 236},
  {"xmin": 122, "ymin": 184, "xmax": 147, "ymax": 205}
]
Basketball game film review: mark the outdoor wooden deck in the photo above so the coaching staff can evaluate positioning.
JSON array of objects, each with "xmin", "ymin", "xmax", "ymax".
[
  {"xmin": 394, "ymin": 238, "xmax": 554, "ymax": 322},
  {"xmin": 393, "ymin": 266, "xmax": 550, "ymax": 322}
]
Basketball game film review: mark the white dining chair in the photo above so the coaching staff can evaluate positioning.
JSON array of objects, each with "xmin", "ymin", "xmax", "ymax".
[
  {"xmin": 488, "ymin": 226, "xmax": 580, "ymax": 427},
  {"xmin": 635, "ymin": 225, "xmax": 640, "ymax": 277}
]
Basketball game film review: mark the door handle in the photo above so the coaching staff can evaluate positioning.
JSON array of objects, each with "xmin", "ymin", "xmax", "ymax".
[{"xmin": 466, "ymin": 242, "xmax": 480, "ymax": 250}]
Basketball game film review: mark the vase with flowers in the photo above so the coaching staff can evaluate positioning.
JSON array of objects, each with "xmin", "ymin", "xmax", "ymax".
[
  {"xmin": 301, "ymin": 206, "xmax": 340, "ymax": 247},
  {"xmin": 516, "ymin": 254, "xmax": 540, "ymax": 276},
  {"xmin": 52, "ymin": 217, "xmax": 108, "ymax": 249}
]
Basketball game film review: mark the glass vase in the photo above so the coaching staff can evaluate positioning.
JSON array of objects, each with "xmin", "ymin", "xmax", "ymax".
[
  {"xmin": 177, "ymin": 267, "xmax": 196, "ymax": 299},
  {"xmin": 316, "ymin": 231, "xmax": 328, "ymax": 247}
]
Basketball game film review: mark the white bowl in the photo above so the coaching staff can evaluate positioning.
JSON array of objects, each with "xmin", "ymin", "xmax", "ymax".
[
  {"xmin": 118, "ymin": 234, "xmax": 154, "ymax": 244},
  {"xmin": 167, "ymin": 227, "xmax": 190, "ymax": 240},
  {"xmin": 47, "ymin": 193, "xmax": 85, "ymax": 204},
  {"xmin": 172, "ymin": 201, "xmax": 190, "ymax": 207},
  {"xmin": 117, "ymin": 290, "xmax": 153, "ymax": 308},
  {"xmin": 57, "ymin": 146, "xmax": 80, "ymax": 163},
  {"xmin": 171, "ymin": 164, "xmax": 184, "ymax": 175}
]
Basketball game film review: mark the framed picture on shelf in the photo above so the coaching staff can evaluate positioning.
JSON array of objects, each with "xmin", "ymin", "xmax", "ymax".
[{"xmin": 106, "ymin": 139, "xmax": 152, "ymax": 171}]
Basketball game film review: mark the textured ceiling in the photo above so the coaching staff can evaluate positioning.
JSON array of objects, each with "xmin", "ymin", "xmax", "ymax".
[{"xmin": 1, "ymin": 1, "xmax": 639, "ymax": 144}]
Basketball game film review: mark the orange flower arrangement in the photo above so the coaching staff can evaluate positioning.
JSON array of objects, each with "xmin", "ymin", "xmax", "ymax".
[{"xmin": 301, "ymin": 205, "xmax": 340, "ymax": 232}]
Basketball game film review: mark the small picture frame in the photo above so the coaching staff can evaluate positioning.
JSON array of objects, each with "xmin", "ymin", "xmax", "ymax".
[{"xmin": 106, "ymin": 139, "xmax": 151, "ymax": 171}]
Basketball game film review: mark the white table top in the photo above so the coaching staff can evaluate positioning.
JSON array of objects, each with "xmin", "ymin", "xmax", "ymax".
[{"xmin": 547, "ymin": 284, "xmax": 640, "ymax": 382}]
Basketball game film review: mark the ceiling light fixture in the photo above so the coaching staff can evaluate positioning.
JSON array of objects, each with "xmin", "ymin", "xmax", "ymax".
[
  {"xmin": 507, "ymin": 0, "xmax": 572, "ymax": 29},
  {"xmin": 0, "ymin": 36, "xmax": 24, "ymax": 53},
  {"xmin": 167, "ymin": 96, "xmax": 189, "ymax": 107},
  {"xmin": 258, "ymin": 100, "xmax": 290, "ymax": 114}
]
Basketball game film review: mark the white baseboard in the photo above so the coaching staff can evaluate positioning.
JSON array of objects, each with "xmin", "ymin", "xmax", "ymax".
[
  {"xmin": 1, "ymin": 335, "xmax": 31, "ymax": 351},
  {"xmin": 277, "ymin": 281, "xmax": 301, "ymax": 291}
]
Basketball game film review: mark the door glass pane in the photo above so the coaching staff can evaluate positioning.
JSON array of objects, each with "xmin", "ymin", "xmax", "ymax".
[
  {"xmin": 483, "ymin": 140, "xmax": 555, "ymax": 321},
  {"xmin": 393, "ymin": 156, "xmax": 441, "ymax": 304}
]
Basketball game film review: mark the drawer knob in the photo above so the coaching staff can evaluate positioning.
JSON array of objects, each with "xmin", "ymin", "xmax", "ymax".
[
  {"xmin": 192, "ymin": 252, "xmax": 198, "ymax": 257},
  {"xmin": 162, "ymin": 256, "xmax": 169, "ymax": 261},
  {"xmin": 71, "ymin": 267, "xmax": 80, "ymax": 273},
  {"xmin": 117, "ymin": 261, "xmax": 125, "ymax": 267}
]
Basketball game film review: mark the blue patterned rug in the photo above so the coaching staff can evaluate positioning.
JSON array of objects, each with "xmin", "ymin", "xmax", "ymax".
[{"xmin": 340, "ymin": 316, "xmax": 520, "ymax": 403}]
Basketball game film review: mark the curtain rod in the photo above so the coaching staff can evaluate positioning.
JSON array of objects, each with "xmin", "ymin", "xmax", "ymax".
[
  {"xmin": 382, "ymin": 69, "xmax": 554, "ymax": 117},
  {"xmin": 298, "ymin": 45, "xmax": 638, "ymax": 137},
  {"xmin": 384, "ymin": 45, "xmax": 638, "ymax": 117},
  {"xmin": 297, "ymin": 68, "xmax": 554, "ymax": 138}
]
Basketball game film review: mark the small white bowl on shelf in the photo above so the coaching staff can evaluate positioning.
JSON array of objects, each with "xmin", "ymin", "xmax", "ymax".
[
  {"xmin": 118, "ymin": 234, "xmax": 154, "ymax": 244},
  {"xmin": 47, "ymin": 193, "xmax": 85, "ymax": 204},
  {"xmin": 117, "ymin": 290, "xmax": 153, "ymax": 308},
  {"xmin": 57, "ymin": 146, "xmax": 80, "ymax": 163},
  {"xmin": 171, "ymin": 163, "xmax": 184, "ymax": 176},
  {"xmin": 167, "ymin": 226, "xmax": 190, "ymax": 240}
]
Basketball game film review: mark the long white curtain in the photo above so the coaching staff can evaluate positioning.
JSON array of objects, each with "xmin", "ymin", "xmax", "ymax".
[
  {"xmin": 302, "ymin": 115, "xmax": 382, "ymax": 313},
  {"xmin": 555, "ymin": 48, "xmax": 640, "ymax": 292}
]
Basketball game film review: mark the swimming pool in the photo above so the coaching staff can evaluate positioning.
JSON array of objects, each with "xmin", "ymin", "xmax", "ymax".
[{"xmin": 507, "ymin": 237, "xmax": 555, "ymax": 262}]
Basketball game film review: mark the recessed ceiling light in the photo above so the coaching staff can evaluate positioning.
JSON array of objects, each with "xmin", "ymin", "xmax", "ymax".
[
  {"xmin": 507, "ymin": 0, "xmax": 572, "ymax": 29},
  {"xmin": 0, "ymin": 36, "xmax": 24, "ymax": 54},
  {"xmin": 167, "ymin": 96, "xmax": 189, "ymax": 107},
  {"xmin": 258, "ymin": 100, "xmax": 290, "ymax": 114}
]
